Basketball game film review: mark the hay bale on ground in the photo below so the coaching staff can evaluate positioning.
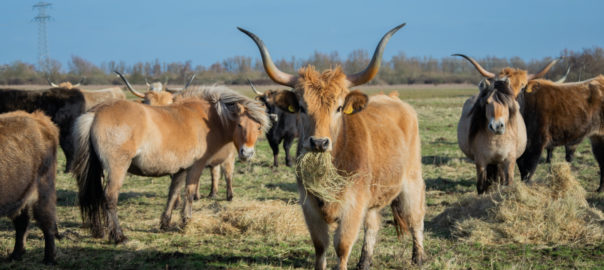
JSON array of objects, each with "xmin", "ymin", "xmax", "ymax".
[
  {"xmin": 432, "ymin": 163, "xmax": 604, "ymax": 246},
  {"xmin": 185, "ymin": 199, "xmax": 307, "ymax": 240}
]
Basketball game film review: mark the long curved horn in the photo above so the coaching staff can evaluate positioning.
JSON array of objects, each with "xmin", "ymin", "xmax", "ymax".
[
  {"xmin": 72, "ymin": 78, "xmax": 83, "ymax": 88},
  {"xmin": 114, "ymin": 71, "xmax": 145, "ymax": 98},
  {"xmin": 452, "ymin": 54, "xmax": 495, "ymax": 78},
  {"xmin": 346, "ymin": 23, "xmax": 406, "ymax": 86},
  {"xmin": 555, "ymin": 65, "xmax": 571, "ymax": 83},
  {"xmin": 47, "ymin": 78, "xmax": 59, "ymax": 87},
  {"xmin": 144, "ymin": 77, "xmax": 151, "ymax": 87},
  {"xmin": 528, "ymin": 57, "xmax": 561, "ymax": 80},
  {"xmin": 248, "ymin": 79, "xmax": 263, "ymax": 95},
  {"xmin": 166, "ymin": 73, "xmax": 197, "ymax": 92},
  {"xmin": 184, "ymin": 73, "xmax": 196, "ymax": 90},
  {"xmin": 238, "ymin": 27, "xmax": 297, "ymax": 87}
]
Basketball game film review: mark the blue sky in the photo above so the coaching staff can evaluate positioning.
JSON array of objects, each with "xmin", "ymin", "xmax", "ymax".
[{"xmin": 1, "ymin": 0, "xmax": 603, "ymax": 69}]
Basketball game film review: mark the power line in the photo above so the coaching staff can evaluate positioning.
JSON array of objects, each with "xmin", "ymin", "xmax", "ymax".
[{"xmin": 33, "ymin": 2, "xmax": 52, "ymax": 74}]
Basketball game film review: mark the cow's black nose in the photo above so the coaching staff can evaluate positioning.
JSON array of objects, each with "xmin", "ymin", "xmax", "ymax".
[{"xmin": 309, "ymin": 137, "xmax": 330, "ymax": 152}]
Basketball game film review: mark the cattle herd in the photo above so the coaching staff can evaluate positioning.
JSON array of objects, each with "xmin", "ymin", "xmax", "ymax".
[{"xmin": 1, "ymin": 22, "xmax": 603, "ymax": 269}]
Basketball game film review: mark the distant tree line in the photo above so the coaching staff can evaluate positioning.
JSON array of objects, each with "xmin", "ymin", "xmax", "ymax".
[{"xmin": 1, "ymin": 47, "xmax": 602, "ymax": 86}]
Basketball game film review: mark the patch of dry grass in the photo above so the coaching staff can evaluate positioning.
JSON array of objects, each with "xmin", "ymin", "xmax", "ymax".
[
  {"xmin": 433, "ymin": 163, "xmax": 604, "ymax": 246},
  {"xmin": 185, "ymin": 199, "xmax": 307, "ymax": 241}
]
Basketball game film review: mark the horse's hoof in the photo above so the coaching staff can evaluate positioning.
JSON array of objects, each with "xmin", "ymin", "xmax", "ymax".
[
  {"xmin": 226, "ymin": 195, "xmax": 233, "ymax": 201},
  {"xmin": 207, "ymin": 193, "xmax": 216, "ymax": 199}
]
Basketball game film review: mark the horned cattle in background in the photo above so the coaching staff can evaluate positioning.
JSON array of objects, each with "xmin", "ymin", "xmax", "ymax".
[
  {"xmin": 114, "ymin": 71, "xmax": 235, "ymax": 201},
  {"xmin": 240, "ymin": 22, "xmax": 426, "ymax": 268},
  {"xmin": 114, "ymin": 71, "xmax": 196, "ymax": 105},
  {"xmin": 49, "ymin": 80, "xmax": 126, "ymax": 110},
  {"xmin": 519, "ymin": 75, "xmax": 604, "ymax": 192},
  {"xmin": 72, "ymin": 86, "xmax": 269, "ymax": 243},
  {"xmin": 0, "ymin": 111, "xmax": 60, "ymax": 264},
  {"xmin": 453, "ymin": 54, "xmax": 561, "ymax": 98},
  {"xmin": 457, "ymin": 78, "xmax": 526, "ymax": 194},
  {"xmin": 249, "ymin": 80, "xmax": 299, "ymax": 167},
  {"xmin": 0, "ymin": 88, "xmax": 86, "ymax": 172}
]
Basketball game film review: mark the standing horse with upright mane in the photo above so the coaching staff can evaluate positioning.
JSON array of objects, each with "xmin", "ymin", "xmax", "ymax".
[
  {"xmin": 458, "ymin": 78, "xmax": 527, "ymax": 193},
  {"xmin": 240, "ymin": 23, "xmax": 425, "ymax": 269},
  {"xmin": 72, "ymin": 86, "xmax": 269, "ymax": 243}
]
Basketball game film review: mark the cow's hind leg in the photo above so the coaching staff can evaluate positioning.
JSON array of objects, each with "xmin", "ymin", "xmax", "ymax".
[
  {"xmin": 301, "ymin": 198, "xmax": 329, "ymax": 270},
  {"xmin": 517, "ymin": 141, "xmax": 545, "ymax": 182},
  {"xmin": 269, "ymin": 137, "xmax": 280, "ymax": 167},
  {"xmin": 161, "ymin": 170, "xmax": 187, "ymax": 230},
  {"xmin": 391, "ymin": 178, "xmax": 426, "ymax": 265},
  {"xmin": 589, "ymin": 136, "xmax": 604, "ymax": 192},
  {"xmin": 356, "ymin": 209, "xmax": 380, "ymax": 270},
  {"xmin": 9, "ymin": 209, "xmax": 30, "ymax": 261},
  {"xmin": 546, "ymin": 146, "xmax": 554, "ymax": 163},
  {"xmin": 565, "ymin": 144, "xmax": 578, "ymax": 163}
]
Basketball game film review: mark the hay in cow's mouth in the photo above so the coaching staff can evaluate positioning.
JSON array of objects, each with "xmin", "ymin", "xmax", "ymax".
[{"xmin": 295, "ymin": 151, "xmax": 355, "ymax": 203}]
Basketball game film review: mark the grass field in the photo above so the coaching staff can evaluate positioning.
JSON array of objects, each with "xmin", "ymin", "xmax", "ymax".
[{"xmin": 1, "ymin": 85, "xmax": 603, "ymax": 269}]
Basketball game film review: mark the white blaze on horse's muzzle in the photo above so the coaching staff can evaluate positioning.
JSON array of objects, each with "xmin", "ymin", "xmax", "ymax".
[
  {"xmin": 489, "ymin": 119, "xmax": 505, "ymax": 135},
  {"xmin": 239, "ymin": 146, "xmax": 255, "ymax": 161}
]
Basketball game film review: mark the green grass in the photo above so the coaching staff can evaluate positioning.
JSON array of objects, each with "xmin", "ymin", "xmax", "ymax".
[{"xmin": 1, "ymin": 85, "xmax": 603, "ymax": 269}]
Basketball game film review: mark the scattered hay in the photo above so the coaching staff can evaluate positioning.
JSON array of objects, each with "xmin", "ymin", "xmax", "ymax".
[
  {"xmin": 432, "ymin": 163, "xmax": 604, "ymax": 246},
  {"xmin": 295, "ymin": 152, "xmax": 355, "ymax": 203},
  {"xmin": 185, "ymin": 199, "xmax": 307, "ymax": 240}
]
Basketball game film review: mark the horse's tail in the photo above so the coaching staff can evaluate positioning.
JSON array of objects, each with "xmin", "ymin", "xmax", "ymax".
[{"xmin": 72, "ymin": 113, "xmax": 106, "ymax": 238}]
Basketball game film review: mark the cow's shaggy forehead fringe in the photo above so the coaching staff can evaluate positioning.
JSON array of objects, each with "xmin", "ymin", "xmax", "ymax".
[
  {"xmin": 175, "ymin": 85, "xmax": 270, "ymax": 132},
  {"xmin": 295, "ymin": 66, "xmax": 349, "ymax": 111}
]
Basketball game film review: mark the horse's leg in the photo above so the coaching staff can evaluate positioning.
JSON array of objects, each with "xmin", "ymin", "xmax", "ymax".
[
  {"xmin": 207, "ymin": 165, "xmax": 220, "ymax": 199},
  {"xmin": 34, "ymin": 167, "xmax": 59, "ymax": 265},
  {"xmin": 565, "ymin": 144, "xmax": 578, "ymax": 163},
  {"xmin": 356, "ymin": 209, "xmax": 380, "ymax": 270},
  {"xmin": 504, "ymin": 159, "xmax": 515, "ymax": 186},
  {"xmin": 193, "ymin": 167, "xmax": 203, "ymax": 201},
  {"xmin": 182, "ymin": 159, "xmax": 207, "ymax": 226},
  {"xmin": 589, "ymin": 136, "xmax": 604, "ymax": 192},
  {"xmin": 9, "ymin": 209, "xmax": 29, "ymax": 261},
  {"xmin": 161, "ymin": 170, "xmax": 187, "ymax": 230},
  {"xmin": 476, "ymin": 164, "xmax": 487, "ymax": 194},
  {"xmin": 301, "ymin": 197, "xmax": 329, "ymax": 270},
  {"xmin": 223, "ymin": 154, "xmax": 236, "ymax": 201},
  {"xmin": 104, "ymin": 165, "xmax": 129, "ymax": 244},
  {"xmin": 391, "ymin": 176, "xmax": 426, "ymax": 265},
  {"xmin": 283, "ymin": 135, "xmax": 295, "ymax": 167},
  {"xmin": 334, "ymin": 199, "xmax": 365, "ymax": 270}
]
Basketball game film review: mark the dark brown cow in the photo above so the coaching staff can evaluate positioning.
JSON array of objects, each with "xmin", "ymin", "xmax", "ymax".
[
  {"xmin": 518, "ymin": 76, "xmax": 604, "ymax": 192},
  {"xmin": 0, "ymin": 111, "xmax": 60, "ymax": 264},
  {"xmin": 240, "ymin": 23, "xmax": 425, "ymax": 269}
]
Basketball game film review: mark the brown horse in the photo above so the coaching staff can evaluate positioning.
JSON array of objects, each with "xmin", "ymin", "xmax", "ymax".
[
  {"xmin": 0, "ymin": 111, "xmax": 60, "ymax": 264},
  {"xmin": 240, "ymin": 23, "xmax": 425, "ymax": 269},
  {"xmin": 458, "ymin": 78, "xmax": 527, "ymax": 193},
  {"xmin": 72, "ymin": 87, "xmax": 269, "ymax": 243},
  {"xmin": 116, "ymin": 71, "xmax": 238, "ymax": 201}
]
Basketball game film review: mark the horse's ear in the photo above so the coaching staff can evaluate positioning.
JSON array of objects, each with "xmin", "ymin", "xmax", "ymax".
[
  {"xmin": 273, "ymin": 91, "xmax": 299, "ymax": 113},
  {"xmin": 342, "ymin": 90, "xmax": 368, "ymax": 115}
]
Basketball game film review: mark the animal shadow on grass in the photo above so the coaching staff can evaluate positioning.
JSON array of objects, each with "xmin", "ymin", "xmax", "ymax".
[
  {"xmin": 56, "ymin": 189, "xmax": 78, "ymax": 206},
  {"xmin": 0, "ymin": 246, "xmax": 312, "ymax": 269},
  {"xmin": 425, "ymin": 177, "xmax": 474, "ymax": 193},
  {"xmin": 422, "ymin": 155, "xmax": 453, "ymax": 166},
  {"xmin": 118, "ymin": 192, "xmax": 157, "ymax": 204},
  {"xmin": 265, "ymin": 182, "xmax": 297, "ymax": 193}
]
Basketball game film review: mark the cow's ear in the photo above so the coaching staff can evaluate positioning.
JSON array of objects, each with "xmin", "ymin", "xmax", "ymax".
[
  {"xmin": 273, "ymin": 91, "xmax": 299, "ymax": 113},
  {"xmin": 525, "ymin": 81, "xmax": 540, "ymax": 93},
  {"xmin": 342, "ymin": 90, "xmax": 368, "ymax": 115}
]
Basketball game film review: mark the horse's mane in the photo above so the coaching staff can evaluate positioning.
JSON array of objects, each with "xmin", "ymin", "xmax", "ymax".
[
  {"xmin": 468, "ymin": 80, "xmax": 518, "ymax": 141},
  {"xmin": 176, "ymin": 85, "xmax": 270, "ymax": 132}
]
